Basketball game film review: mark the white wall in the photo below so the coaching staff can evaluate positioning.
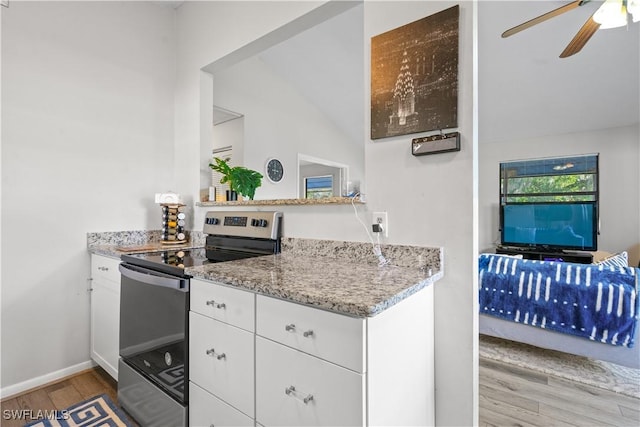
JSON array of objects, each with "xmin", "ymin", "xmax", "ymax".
[
  {"xmin": 1, "ymin": 1, "xmax": 176, "ymax": 391},
  {"xmin": 479, "ymin": 124, "xmax": 640, "ymax": 266},
  {"xmin": 175, "ymin": 1, "xmax": 477, "ymax": 425},
  {"xmin": 174, "ymin": 0, "xmax": 326, "ymax": 209},
  {"xmin": 2, "ymin": 2, "xmax": 478, "ymax": 424},
  {"xmin": 211, "ymin": 55, "xmax": 362, "ymax": 200}
]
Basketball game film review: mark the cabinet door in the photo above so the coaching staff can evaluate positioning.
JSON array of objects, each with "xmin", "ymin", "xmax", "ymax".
[
  {"xmin": 90, "ymin": 255, "xmax": 121, "ymax": 379},
  {"xmin": 256, "ymin": 295, "xmax": 365, "ymax": 372},
  {"xmin": 191, "ymin": 278, "xmax": 255, "ymax": 332},
  {"xmin": 189, "ymin": 311, "xmax": 254, "ymax": 417},
  {"xmin": 189, "ymin": 382, "xmax": 254, "ymax": 427},
  {"xmin": 256, "ymin": 337, "xmax": 365, "ymax": 427}
]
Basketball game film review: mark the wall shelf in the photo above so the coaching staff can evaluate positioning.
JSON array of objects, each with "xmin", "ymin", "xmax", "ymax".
[{"xmin": 196, "ymin": 196, "xmax": 364, "ymax": 207}]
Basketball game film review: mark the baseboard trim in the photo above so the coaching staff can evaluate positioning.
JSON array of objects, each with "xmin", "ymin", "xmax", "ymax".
[{"xmin": 0, "ymin": 360, "xmax": 97, "ymax": 401}]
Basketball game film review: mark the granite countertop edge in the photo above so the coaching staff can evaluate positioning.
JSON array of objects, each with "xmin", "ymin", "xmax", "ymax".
[
  {"xmin": 87, "ymin": 232, "xmax": 444, "ymax": 318},
  {"xmin": 185, "ymin": 252, "xmax": 443, "ymax": 318}
]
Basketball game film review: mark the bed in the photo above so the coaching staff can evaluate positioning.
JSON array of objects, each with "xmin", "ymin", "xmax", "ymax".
[{"xmin": 479, "ymin": 253, "xmax": 640, "ymax": 369}]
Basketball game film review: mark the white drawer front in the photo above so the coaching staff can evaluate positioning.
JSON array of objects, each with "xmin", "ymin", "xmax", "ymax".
[
  {"xmin": 189, "ymin": 312, "xmax": 254, "ymax": 417},
  {"xmin": 91, "ymin": 255, "xmax": 121, "ymax": 283},
  {"xmin": 189, "ymin": 382, "xmax": 254, "ymax": 427},
  {"xmin": 256, "ymin": 295, "xmax": 365, "ymax": 372},
  {"xmin": 256, "ymin": 337, "xmax": 365, "ymax": 427},
  {"xmin": 191, "ymin": 278, "xmax": 255, "ymax": 332}
]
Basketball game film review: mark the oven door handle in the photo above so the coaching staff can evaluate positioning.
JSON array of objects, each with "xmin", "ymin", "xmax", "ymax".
[{"xmin": 119, "ymin": 263, "xmax": 188, "ymax": 292}]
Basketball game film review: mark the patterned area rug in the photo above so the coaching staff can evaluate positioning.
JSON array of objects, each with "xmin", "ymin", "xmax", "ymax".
[
  {"xmin": 24, "ymin": 394, "xmax": 131, "ymax": 427},
  {"xmin": 480, "ymin": 334, "xmax": 640, "ymax": 399}
]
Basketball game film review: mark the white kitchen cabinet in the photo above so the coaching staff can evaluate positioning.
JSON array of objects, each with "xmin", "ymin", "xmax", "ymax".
[
  {"xmin": 189, "ymin": 277, "xmax": 435, "ymax": 427},
  {"xmin": 256, "ymin": 294, "xmax": 365, "ymax": 372},
  {"xmin": 255, "ymin": 287, "xmax": 434, "ymax": 427},
  {"xmin": 189, "ymin": 311, "xmax": 254, "ymax": 417},
  {"xmin": 189, "ymin": 279, "xmax": 256, "ymax": 426},
  {"xmin": 189, "ymin": 381, "xmax": 253, "ymax": 427},
  {"xmin": 256, "ymin": 336, "xmax": 365, "ymax": 426},
  {"xmin": 90, "ymin": 254, "xmax": 121, "ymax": 379},
  {"xmin": 190, "ymin": 278, "xmax": 255, "ymax": 332}
]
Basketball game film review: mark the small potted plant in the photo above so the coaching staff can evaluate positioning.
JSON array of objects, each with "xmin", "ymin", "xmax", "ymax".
[{"xmin": 209, "ymin": 157, "xmax": 263, "ymax": 200}]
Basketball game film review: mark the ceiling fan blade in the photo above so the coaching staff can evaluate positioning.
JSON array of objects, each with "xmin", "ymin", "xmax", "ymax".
[
  {"xmin": 502, "ymin": 0, "xmax": 584, "ymax": 38},
  {"xmin": 559, "ymin": 15, "xmax": 600, "ymax": 58}
]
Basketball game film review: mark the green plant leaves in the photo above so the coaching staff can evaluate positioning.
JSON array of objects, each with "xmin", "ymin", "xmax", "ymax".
[{"xmin": 209, "ymin": 157, "xmax": 263, "ymax": 200}]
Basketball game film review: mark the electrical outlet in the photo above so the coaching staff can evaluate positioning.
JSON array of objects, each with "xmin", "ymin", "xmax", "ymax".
[{"xmin": 372, "ymin": 211, "xmax": 388, "ymax": 238}]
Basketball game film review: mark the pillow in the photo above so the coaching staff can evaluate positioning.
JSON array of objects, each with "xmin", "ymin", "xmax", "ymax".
[
  {"xmin": 595, "ymin": 251, "xmax": 628, "ymax": 268},
  {"xmin": 590, "ymin": 250, "xmax": 613, "ymax": 263}
]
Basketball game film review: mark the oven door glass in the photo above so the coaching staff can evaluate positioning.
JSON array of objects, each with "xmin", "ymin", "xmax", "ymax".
[{"xmin": 119, "ymin": 263, "xmax": 189, "ymax": 404}]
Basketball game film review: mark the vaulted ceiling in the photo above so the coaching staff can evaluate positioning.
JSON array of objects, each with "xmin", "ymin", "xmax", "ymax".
[
  {"xmin": 160, "ymin": 1, "xmax": 639, "ymax": 145},
  {"xmin": 479, "ymin": 1, "xmax": 639, "ymax": 143}
]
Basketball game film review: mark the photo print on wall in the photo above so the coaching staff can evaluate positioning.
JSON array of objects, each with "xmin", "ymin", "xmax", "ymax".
[{"xmin": 371, "ymin": 5, "xmax": 459, "ymax": 140}]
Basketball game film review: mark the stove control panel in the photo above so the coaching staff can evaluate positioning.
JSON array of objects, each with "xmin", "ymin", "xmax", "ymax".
[{"xmin": 203, "ymin": 211, "xmax": 282, "ymax": 240}]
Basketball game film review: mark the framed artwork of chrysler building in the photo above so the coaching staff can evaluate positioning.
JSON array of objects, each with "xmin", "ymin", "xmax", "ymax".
[{"xmin": 371, "ymin": 5, "xmax": 459, "ymax": 140}]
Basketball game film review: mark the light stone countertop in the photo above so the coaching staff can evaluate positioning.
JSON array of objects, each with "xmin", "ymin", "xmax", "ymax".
[
  {"xmin": 87, "ymin": 232, "xmax": 443, "ymax": 318},
  {"xmin": 186, "ymin": 252, "xmax": 442, "ymax": 318},
  {"xmin": 87, "ymin": 230, "xmax": 205, "ymax": 259},
  {"xmin": 187, "ymin": 237, "xmax": 443, "ymax": 318}
]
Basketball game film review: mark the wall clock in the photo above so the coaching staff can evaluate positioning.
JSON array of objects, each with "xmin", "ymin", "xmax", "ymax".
[{"xmin": 266, "ymin": 158, "xmax": 284, "ymax": 183}]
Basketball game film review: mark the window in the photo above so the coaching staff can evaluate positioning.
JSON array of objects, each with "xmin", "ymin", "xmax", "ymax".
[
  {"xmin": 305, "ymin": 175, "xmax": 333, "ymax": 199},
  {"xmin": 500, "ymin": 154, "xmax": 599, "ymax": 204}
]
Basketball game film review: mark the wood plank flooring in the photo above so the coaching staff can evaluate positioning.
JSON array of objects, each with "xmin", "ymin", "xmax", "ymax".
[
  {"xmin": 480, "ymin": 358, "xmax": 640, "ymax": 427},
  {"xmin": 0, "ymin": 367, "xmax": 138, "ymax": 427},
  {"xmin": 2, "ymin": 361, "xmax": 637, "ymax": 426}
]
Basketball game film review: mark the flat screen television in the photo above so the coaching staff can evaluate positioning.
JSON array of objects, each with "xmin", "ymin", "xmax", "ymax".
[{"xmin": 500, "ymin": 201, "xmax": 598, "ymax": 252}]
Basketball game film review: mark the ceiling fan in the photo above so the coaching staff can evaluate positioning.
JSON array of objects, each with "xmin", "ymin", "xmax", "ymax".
[{"xmin": 502, "ymin": 0, "xmax": 639, "ymax": 58}]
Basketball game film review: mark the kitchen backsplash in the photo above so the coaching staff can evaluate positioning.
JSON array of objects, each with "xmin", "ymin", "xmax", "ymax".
[{"xmin": 281, "ymin": 237, "xmax": 442, "ymax": 271}]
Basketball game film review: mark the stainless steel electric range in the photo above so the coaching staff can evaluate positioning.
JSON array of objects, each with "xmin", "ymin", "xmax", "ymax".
[{"xmin": 117, "ymin": 211, "xmax": 282, "ymax": 426}]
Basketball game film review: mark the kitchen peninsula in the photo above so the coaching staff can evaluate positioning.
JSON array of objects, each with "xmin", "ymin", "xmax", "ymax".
[
  {"xmin": 87, "ymin": 234, "xmax": 443, "ymax": 426},
  {"xmin": 187, "ymin": 237, "xmax": 442, "ymax": 427}
]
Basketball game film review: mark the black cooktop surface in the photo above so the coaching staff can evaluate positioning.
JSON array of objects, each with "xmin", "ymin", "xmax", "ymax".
[
  {"xmin": 121, "ymin": 236, "xmax": 280, "ymax": 277},
  {"xmin": 121, "ymin": 248, "xmax": 211, "ymax": 277}
]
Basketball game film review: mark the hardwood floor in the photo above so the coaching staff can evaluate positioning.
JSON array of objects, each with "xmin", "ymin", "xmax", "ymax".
[
  {"xmin": 480, "ymin": 358, "xmax": 640, "ymax": 427},
  {"xmin": 0, "ymin": 367, "xmax": 137, "ymax": 427},
  {"xmin": 2, "ymin": 362, "xmax": 637, "ymax": 426}
]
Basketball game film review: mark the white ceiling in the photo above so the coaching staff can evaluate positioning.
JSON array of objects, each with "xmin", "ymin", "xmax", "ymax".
[
  {"xmin": 258, "ymin": 3, "xmax": 364, "ymax": 145},
  {"xmin": 157, "ymin": 1, "xmax": 638, "ymax": 145},
  {"xmin": 479, "ymin": 0, "xmax": 640, "ymax": 143}
]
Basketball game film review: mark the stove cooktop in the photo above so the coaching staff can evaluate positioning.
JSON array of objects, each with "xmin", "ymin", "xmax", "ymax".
[{"xmin": 121, "ymin": 248, "xmax": 211, "ymax": 277}]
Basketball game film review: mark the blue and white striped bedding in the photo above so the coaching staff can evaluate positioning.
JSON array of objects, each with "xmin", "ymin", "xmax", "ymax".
[{"xmin": 479, "ymin": 254, "xmax": 640, "ymax": 347}]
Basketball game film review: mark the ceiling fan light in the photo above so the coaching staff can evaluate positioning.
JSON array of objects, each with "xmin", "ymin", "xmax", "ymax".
[
  {"xmin": 628, "ymin": 0, "xmax": 640, "ymax": 22},
  {"xmin": 593, "ymin": 0, "xmax": 628, "ymax": 28}
]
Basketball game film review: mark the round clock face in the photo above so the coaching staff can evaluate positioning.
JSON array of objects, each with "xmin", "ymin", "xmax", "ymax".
[{"xmin": 266, "ymin": 158, "xmax": 284, "ymax": 183}]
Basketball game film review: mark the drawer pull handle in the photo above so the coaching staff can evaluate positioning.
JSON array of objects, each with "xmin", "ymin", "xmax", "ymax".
[
  {"xmin": 205, "ymin": 300, "xmax": 226, "ymax": 309},
  {"xmin": 285, "ymin": 385, "xmax": 314, "ymax": 404},
  {"xmin": 205, "ymin": 348, "xmax": 226, "ymax": 360},
  {"xmin": 285, "ymin": 324, "xmax": 313, "ymax": 337}
]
